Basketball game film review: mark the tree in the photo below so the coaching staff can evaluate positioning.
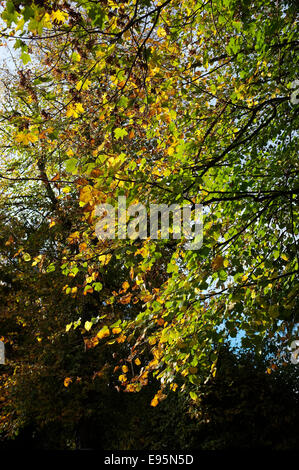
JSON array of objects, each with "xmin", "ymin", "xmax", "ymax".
[{"xmin": 0, "ymin": 0, "xmax": 298, "ymax": 418}]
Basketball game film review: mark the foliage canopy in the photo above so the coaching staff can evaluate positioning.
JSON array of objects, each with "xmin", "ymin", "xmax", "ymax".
[{"xmin": 0, "ymin": 0, "xmax": 298, "ymax": 442}]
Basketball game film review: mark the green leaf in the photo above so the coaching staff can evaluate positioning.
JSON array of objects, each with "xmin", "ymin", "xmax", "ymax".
[
  {"xmin": 20, "ymin": 52, "xmax": 31, "ymax": 65},
  {"xmin": 114, "ymin": 128, "xmax": 128, "ymax": 140},
  {"xmin": 65, "ymin": 158, "xmax": 77, "ymax": 174},
  {"xmin": 23, "ymin": 253, "xmax": 31, "ymax": 262},
  {"xmin": 93, "ymin": 282, "xmax": 103, "ymax": 292}
]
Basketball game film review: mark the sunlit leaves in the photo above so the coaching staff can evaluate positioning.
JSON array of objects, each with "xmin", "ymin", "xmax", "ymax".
[
  {"xmin": 15, "ymin": 130, "xmax": 38, "ymax": 145},
  {"xmin": 97, "ymin": 325, "xmax": 110, "ymax": 339},
  {"xmin": 0, "ymin": 0, "xmax": 298, "ymax": 409},
  {"xmin": 65, "ymin": 158, "xmax": 77, "ymax": 174},
  {"xmin": 84, "ymin": 321, "xmax": 93, "ymax": 331},
  {"xmin": 51, "ymin": 10, "xmax": 68, "ymax": 24},
  {"xmin": 66, "ymin": 103, "xmax": 84, "ymax": 118}
]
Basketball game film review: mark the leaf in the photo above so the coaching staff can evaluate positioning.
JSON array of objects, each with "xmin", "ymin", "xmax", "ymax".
[
  {"xmin": 122, "ymin": 281, "xmax": 130, "ymax": 291},
  {"xmin": 97, "ymin": 325, "xmax": 110, "ymax": 339},
  {"xmin": 112, "ymin": 327, "xmax": 122, "ymax": 334},
  {"xmin": 65, "ymin": 158, "xmax": 77, "ymax": 173},
  {"xmin": 84, "ymin": 321, "xmax": 93, "ymax": 331},
  {"xmin": 79, "ymin": 186, "xmax": 93, "ymax": 204},
  {"xmin": 157, "ymin": 27, "xmax": 167, "ymax": 38},
  {"xmin": 51, "ymin": 10, "xmax": 68, "ymax": 23},
  {"xmin": 93, "ymin": 282, "xmax": 103, "ymax": 292},
  {"xmin": 114, "ymin": 128, "xmax": 128, "ymax": 140},
  {"xmin": 64, "ymin": 377, "xmax": 72, "ymax": 387},
  {"xmin": 15, "ymin": 131, "xmax": 38, "ymax": 145},
  {"xmin": 76, "ymin": 79, "xmax": 91, "ymax": 91},
  {"xmin": 211, "ymin": 255, "xmax": 224, "ymax": 271},
  {"xmin": 66, "ymin": 103, "xmax": 84, "ymax": 118},
  {"xmin": 20, "ymin": 52, "xmax": 31, "ymax": 65}
]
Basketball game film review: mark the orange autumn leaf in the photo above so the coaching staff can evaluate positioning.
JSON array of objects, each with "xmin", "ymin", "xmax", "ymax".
[
  {"xmin": 112, "ymin": 327, "xmax": 122, "ymax": 334},
  {"xmin": 119, "ymin": 293, "xmax": 132, "ymax": 305},
  {"xmin": 97, "ymin": 326, "xmax": 110, "ymax": 339},
  {"xmin": 64, "ymin": 377, "xmax": 72, "ymax": 387}
]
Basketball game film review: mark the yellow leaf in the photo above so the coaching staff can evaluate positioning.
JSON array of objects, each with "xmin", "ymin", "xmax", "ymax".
[
  {"xmin": 76, "ymin": 79, "xmax": 91, "ymax": 91},
  {"xmin": 149, "ymin": 358, "xmax": 159, "ymax": 368},
  {"xmin": 148, "ymin": 336, "xmax": 156, "ymax": 345},
  {"xmin": 151, "ymin": 397, "xmax": 159, "ymax": 407},
  {"xmin": 122, "ymin": 365, "xmax": 129, "ymax": 373},
  {"xmin": 80, "ymin": 185, "xmax": 93, "ymax": 204},
  {"xmin": 84, "ymin": 321, "xmax": 93, "ymax": 331},
  {"xmin": 67, "ymin": 231, "xmax": 80, "ymax": 243},
  {"xmin": 86, "ymin": 272, "xmax": 98, "ymax": 283},
  {"xmin": 98, "ymin": 254, "xmax": 112, "ymax": 266},
  {"xmin": 66, "ymin": 106, "xmax": 78, "ymax": 118},
  {"xmin": 134, "ymin": 358, "xmax": 141, "ymax": 366},
  {"xmin": 157, "ymin": 27, "xmax": 167, "ymax": 38},
  {"xmin": 66, "ymin": 103, "xmax": 84, "ymax": 118},
  {"xmin": 75, "ymin": 102, "xmax": 84, "ymax": 114},
  {"xmin": 75, "ymin": 80, "xmax": 82, "ymax": 91},
  {"xmin": 125, "ymin": 384, "xmax": 137, "ymax": 392},
  {"xmin": 51, "ymin": 10, "xmax": 68, "ymax": 23},
  {"xmin": 15, "ymin": 131, "xmax": 38, "ymax": 145},
  {"xmin": 62, "ymin": 186, "xmax": 71, "ymax": 193},
  {"xmin": 153, "ymin": 348, "xmax": 162, "ymax": 360},
  {"xmin": 42, "ymin": 12, "xmax": 52, "ymax": 28}
]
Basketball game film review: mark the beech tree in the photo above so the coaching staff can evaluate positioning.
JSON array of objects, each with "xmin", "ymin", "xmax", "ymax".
[{"xmin": 0, "ymin": 0, "xmax": 298, "ymax": 417}]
